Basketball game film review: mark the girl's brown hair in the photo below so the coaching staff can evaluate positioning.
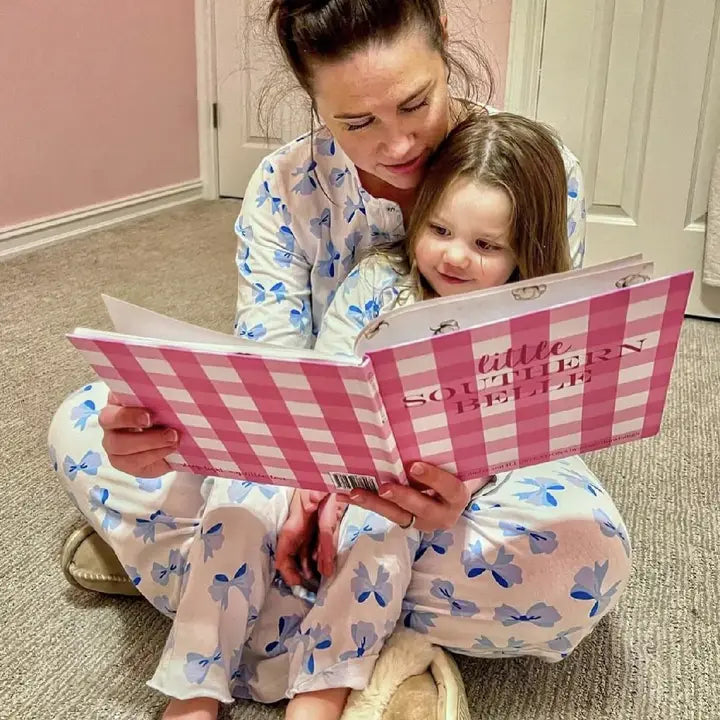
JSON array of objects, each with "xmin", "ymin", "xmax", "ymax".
[
  {"xmin": 395, "ymin": 111, "xmax": 571, "ymax": 296},
  {"xmin": 262, "ymin": 0, "xmax": 494, "ymax": 132}
]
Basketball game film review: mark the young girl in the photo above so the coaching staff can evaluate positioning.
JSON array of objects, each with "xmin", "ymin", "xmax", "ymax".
[
  {"xmin": 276, "ymin": 111, "xmax": 630, "ymax": 719},
  {"xmin": 315, "ymin": 110, "xmax": 571, "ymax": 353}
]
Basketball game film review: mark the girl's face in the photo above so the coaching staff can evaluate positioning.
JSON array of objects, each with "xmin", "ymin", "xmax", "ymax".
[
  {"xmin": 414, "ymin": 178, "xmax": 517, "ymax": 297},
  {"xmin": 311, "ymin": 29, "xmax": 452, "ymax": 192}
]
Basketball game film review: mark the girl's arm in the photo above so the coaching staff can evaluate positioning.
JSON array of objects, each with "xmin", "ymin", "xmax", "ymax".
[
  {"xmin": 314, "ymin": 259, "xmax": 402, "ymax": 356},
  {"xmin": 234, "ymin": 161, "xmax": 314, "ymax": 348}
]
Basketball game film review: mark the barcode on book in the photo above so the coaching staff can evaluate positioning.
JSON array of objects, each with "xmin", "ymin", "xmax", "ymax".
[{"xmin": 328, "ymin": 472, "xmax": 379, "ymax": 492}]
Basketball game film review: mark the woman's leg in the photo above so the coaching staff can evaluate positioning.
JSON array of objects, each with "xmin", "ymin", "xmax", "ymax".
[
  {"xmin": 49, "ymin": 382, "xmax": 296, "ymax": 710},
  {"xmin": 283, "ymin": 506, "xmax": 418, "ymax": 719},
  {"xmin": 49, "ymin": 382, "xmax": 211, "ymax": 615},
  {"xmin": 403, "ymin": 456, "xmax": 632, "ymax": 660}
]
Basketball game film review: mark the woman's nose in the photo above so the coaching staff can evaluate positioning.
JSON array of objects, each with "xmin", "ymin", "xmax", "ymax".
[{"xmin": 381, "ymin": 126, "xmax": 415, "ymax": 161}]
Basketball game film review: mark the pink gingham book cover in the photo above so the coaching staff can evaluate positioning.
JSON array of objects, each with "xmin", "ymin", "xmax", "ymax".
[{"xmin": 68, "ymin": 270, "xmax": 693, "ymax": 493}]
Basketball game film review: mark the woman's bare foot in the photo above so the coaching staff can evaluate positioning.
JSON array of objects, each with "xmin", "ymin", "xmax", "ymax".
[
  {"xmin": 162, "ymin": 697, "xmax": 219, "ymax": 720},
  {"xmin": 285, "ymin": 688, "xmax": 351, "ymax": 720}
]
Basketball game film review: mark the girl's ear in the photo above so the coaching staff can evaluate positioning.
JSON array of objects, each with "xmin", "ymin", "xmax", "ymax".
[{"xmin": 440, "ymin": 14, "xmax": 449, "ymax": 41}]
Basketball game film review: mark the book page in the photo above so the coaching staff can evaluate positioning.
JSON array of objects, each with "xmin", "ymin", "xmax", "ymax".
[
  {"xmin": 356, "ymin": 256, "xmax": 653, "ymax": 355},
  {"xmin": 100, "ymin": 295, "xmax": 348, "ymax": 364},
  {"xmin": 103, "ymin": 295, "xmax": 253, "ymax": 346}
]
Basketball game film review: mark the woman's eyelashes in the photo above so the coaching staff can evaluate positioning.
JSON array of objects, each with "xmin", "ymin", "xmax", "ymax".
[
  {"xmin": 402, "ymin": 98, "xmax": 429, "ymax": 114},
  {"xmin": 344, "ymin": 98, "xmax": 429, "ymax": 132},
  {"xmin": 345, "ymin": 118, "xmax": 373, "ymax": 132}
]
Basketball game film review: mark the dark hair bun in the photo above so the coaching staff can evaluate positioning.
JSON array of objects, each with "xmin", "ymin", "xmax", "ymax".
[{"xmin": 278, "ymin": 0, "xmax": 331, "ymax": 13}]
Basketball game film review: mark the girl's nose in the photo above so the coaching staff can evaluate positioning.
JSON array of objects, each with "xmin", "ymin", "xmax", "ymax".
[{"xmin": 444, "ymin": 244, "xmax": 471, "ymax": 268}]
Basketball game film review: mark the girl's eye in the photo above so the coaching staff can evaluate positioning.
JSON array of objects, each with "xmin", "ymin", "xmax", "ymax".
[
  {"xmin": 430, "ymin": 224, "xmax": 450, "ymax": 237},
  {"xmin": 401, "ymin": 98, "xmax": 429, "ymax": 114},
  {"xmin": 345, "ymin": 118, "xmax": 374, "ymax": 132},
  {"xmin": 475, "ymin": 239, "xmax": 499, "ymax": 251}
]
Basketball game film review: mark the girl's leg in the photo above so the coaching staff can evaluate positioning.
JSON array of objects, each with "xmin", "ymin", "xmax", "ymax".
[
  {"xmin": 404, "ymin": 456, "xmax": 632, "ymax": 660},
  {"xmin": 148, "ymin": 478, "xmax": 294, "ymax": 705},
  {"xmin": 285, "ymin": 689, "xmax": 352, "ymax": 720},
  {"xmin": 284, "ymin": 506, "xmax": 418, "ymax": 720}
]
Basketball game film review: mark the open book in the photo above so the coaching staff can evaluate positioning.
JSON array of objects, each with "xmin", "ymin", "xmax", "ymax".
[{"xmin": 68, "ymin": 256, "xmax": 693, "ymax": 492}]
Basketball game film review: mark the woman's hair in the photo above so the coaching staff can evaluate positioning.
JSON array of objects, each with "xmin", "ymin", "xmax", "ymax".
[
  {"xmin": 261, "ymin": 0, "xmax": 493, "ymax": 131},
  {"xmin": 379, "ymin": 111, "xmax": 571, "ymax": 297}
]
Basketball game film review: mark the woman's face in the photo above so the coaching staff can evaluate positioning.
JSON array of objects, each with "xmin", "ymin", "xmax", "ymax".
[
  {"xmin": 311, "ymin": 28, "xmax": 452, "ymax": 192},
  {"xmin": 414, "ymin": 178, "xmax": 517, "ymax": 297}
]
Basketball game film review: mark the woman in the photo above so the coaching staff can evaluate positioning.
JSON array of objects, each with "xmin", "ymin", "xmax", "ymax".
[{"xmin": 50, "ymin": 2, "xmax": 628, "ymax": 719}]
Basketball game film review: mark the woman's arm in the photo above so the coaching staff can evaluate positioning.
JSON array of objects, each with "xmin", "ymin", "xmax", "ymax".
[
  {"xmin": 564, "ymin": 150, "xmax": 587, "ymax": 270},
  {"xmin": 234, "ymin": 161, "xmax": 315, "ymax": 348}
]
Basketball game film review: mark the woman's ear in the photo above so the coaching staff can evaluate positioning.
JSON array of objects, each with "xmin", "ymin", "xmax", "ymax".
[{"xmin": 440, "ymin": 14, "xmax": 449, "ymax": 41}]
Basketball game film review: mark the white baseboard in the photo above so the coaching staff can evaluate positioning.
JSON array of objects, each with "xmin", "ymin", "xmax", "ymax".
[{"xmin": 0, "ymin": 180, "xmax": 204, "ymax": 260}]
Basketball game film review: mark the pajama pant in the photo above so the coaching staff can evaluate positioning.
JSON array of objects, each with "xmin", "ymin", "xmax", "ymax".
[{"xmin": 49, "ymin": 382, "xmax": 632, "ymax": 703}]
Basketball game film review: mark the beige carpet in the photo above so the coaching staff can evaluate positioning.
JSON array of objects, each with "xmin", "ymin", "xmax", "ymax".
[{"xmin": 1, "ymin": 200, "xmax": 718, "ymax": 720}]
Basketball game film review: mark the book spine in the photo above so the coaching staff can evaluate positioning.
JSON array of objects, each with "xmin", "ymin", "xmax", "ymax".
[{"xmin": 363, "ymin": 361, "xmax": 407, "ymax": 484}]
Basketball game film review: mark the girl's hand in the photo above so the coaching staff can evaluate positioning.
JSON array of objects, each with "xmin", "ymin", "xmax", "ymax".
[
  {"xmin": 275, "ymin": 491, "xmax": 349, "ymax": 587},
  {"xmin": 275, "ymin": 490, "xmax": 320, "ymax": 589},
  {"xmin": 315, "ymin": 493, "xmax": 348, "ymax": 577},
  {"xmin": 349, "ymin": 463, "xmax": 489, "ymax": 533},
  {"xmin": 99, "ymin": 393, "xmax": 178, "ymax": 477}
]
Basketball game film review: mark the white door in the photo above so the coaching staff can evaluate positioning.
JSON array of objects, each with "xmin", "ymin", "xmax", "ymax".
[
  {"xmin": 214, "ymin": 0, "xmax": 309, "ymax": 199},
  {"xmin": 535, "ymin": 0, "xmax": 720, "ymax": 318}
]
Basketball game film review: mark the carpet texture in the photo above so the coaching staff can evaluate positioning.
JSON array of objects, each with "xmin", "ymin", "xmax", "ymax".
[{"xmin": 1, "ymin": 200, "xmax": 718, "ymax": 719}]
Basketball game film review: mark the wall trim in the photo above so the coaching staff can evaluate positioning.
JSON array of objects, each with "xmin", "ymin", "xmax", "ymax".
[
  {"xmin": 0, "ymin": 180, "xmax": 203, "ymax": 260},
  {"xmin": 505, "ymin": 0, "xmax": 548, "ymax": 118},
  {"xmin": 195, "ymin": 0, "xmax": 219, "ymax": 200}
]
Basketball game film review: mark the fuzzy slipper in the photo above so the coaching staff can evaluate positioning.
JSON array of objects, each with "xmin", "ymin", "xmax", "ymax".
[
  {"xmin": 61, "ymin": 523, "xmax": 140, "ymax": 596},
  {"xmin": 341, "ymin": 630, "xmax": 470, "ymax": 720}
]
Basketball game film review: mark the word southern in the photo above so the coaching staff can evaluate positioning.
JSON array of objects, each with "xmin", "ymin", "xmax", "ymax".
[{"xmin": 402, "ymin": 338, "xmax": 647, "ymax": 413}]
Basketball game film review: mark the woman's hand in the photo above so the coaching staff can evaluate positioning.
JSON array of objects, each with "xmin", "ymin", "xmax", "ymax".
[
  {"xmin": 99, "ymin": 392, "xmax": 179, "ymax": 477},
  {"xmin": 349, "ymin": 463, "xmax": 488, "ymax": 533}
]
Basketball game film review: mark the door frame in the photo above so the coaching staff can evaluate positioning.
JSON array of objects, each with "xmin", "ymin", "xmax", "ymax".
[
  {"xmin": 195, "ymin": 0, "xmax": 219, "ymax": 200},
  {"xmin": 196, "ymin": 0, "xmax": 545, "ymax": 199},
  {"xmin": 504, "ymin": 0, "xmax": 547, "ymax": 117}
]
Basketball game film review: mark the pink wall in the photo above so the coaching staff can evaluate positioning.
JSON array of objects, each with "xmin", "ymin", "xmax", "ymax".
[
  {"xmin": 449, "ymin": 0, "xmax": 512, "ymax": 109},
  {"xmin": 0, "ymin": 1, "xmax": 199, "ymax": 228},
  {"xmin": 479, "ymin": 0, "xmax": 512, "ymax": 109}
]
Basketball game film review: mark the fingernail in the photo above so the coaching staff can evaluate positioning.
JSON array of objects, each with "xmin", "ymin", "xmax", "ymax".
[
  {"xmin": 410, "ymin": 463, "xmax": 425, "ymax": 477},
  {"xmin": 349, "ymin": 490, "xmax": 362, "ymax": 502},
  {"xmin": 378, "ymin": 485, "xmax": 393, "ymax": 499},
  {"xmin": 164, "ymin": 429, "xmax": 178, "ymax": 444},
  {"xmin": 139, "ymin": 412, "xmax": 152, "ymax": 428}
]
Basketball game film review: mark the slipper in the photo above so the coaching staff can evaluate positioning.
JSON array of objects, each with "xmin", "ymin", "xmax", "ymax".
[
  {"xmin": 342, "ymin": 629, "xmax": 470, "ymax": 720},
  {"xmin": 61, "ymin": 523, "xmax": 140, "ymax": 596}
]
